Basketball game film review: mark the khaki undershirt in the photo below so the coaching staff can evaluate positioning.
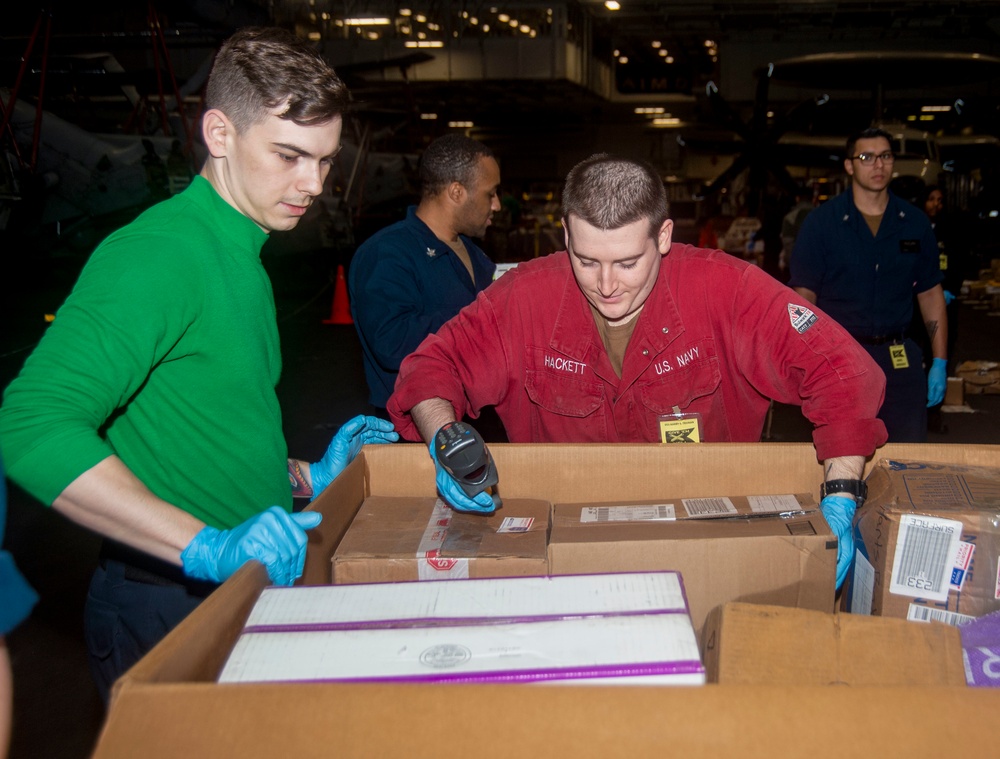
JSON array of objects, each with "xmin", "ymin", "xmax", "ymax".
[
  {"xmin": 861, "ymin": 211, "xmax": 883, "ymax": 238},
  {"xmin": 445, "ymin": 237, "xmax": 475, "ymax": 281},
  {"xmin": 589, "ymin": 303, "xmax": 641, "ymax": 378}
]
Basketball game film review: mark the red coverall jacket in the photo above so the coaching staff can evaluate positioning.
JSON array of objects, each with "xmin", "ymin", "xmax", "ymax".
[{"xmin": 388, "ymin": 244, "xmax": 888, "ymax": 461}]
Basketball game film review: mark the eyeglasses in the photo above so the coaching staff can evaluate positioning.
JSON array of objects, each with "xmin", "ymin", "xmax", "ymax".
[{"xmin": 850, "ymin": 151, "xmax": 895, "ymax": 165}]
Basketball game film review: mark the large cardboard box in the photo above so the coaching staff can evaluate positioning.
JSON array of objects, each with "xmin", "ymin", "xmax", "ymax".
[
  {"xmin": 548, "ymin": 495, "xmax": 833, "ymax": 637},
  {"xmin": 703, "ymin": 602, "xmax": 966, "ymax": 686},
  {"xmin": 93, "ymin": 443, "xmax": 1000, "ymax": 758},
  {"xmin": 331, "ymin": 496, "xmax": 550, "ymax": 583},
  {"xmin": 848, "ymin": 459, "xmax": 1000, "ymax": 625}
]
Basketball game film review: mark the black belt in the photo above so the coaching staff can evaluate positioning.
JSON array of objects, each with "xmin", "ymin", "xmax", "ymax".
[
  {"xmin": 98, "ymin": 539, "xmax": 218, "ymax": 596},
  {"xmin": 851, "ymin": 332, "xmax": 909, "ymax": 346}
]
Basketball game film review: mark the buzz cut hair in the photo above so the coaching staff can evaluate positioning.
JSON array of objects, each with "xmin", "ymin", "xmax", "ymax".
[
  {"xmin": 845, "ymin": 126, "xmax": 893, "ymax": 160},
  {"xmin": 418, "ymin": 134, "xmax": 495, "ymax": 198},
  {"xmin": 562, "ymin": 154, "xmax": 669, "ymax": 239},
  {"xmin": 205, "ymin": 26, "xmax": 350, "ymax": 133}
]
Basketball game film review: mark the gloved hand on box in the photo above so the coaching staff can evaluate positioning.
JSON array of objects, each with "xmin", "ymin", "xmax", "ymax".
[
  {"xmin": 819, "ymin": 495, "xmax": 856, "ymax": 590},
  {"xmin": 310, "ymin": 415, "xmax": 398, "ymax": 499},
  {"xmin": 430, "ymin": 424, "xmax": 497, "ymax": 514}
]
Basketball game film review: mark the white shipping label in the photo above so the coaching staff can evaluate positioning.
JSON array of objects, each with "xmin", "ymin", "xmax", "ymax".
[
  {"xmin": 851, "ymin": 550, "xmax": 875, "ymax": 616},
  {"xmin": 681, "ymin": 497, "xmax": 738, "ymax": 518},
  {"xmin": 889, "ymin": 514, "xmax": 964, "ymax": 602},
  {"xmin": 497, "ymin": 517, "xmax": 534, "ymax": 533},
  {"xmin": 579, "ymin": 504, "xmax": 676, "ymax": 523},
  {"xmin": 906, "ymin": 603, "xmax": 975, "ymax": 627},
  {"xmin": 746, "ymin": 494, "xmax": 803, "ymax": 513}
]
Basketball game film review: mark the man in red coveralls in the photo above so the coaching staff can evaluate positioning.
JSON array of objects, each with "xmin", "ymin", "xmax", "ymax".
[{"xmin": 388, "ymin": 153, "xmax": 888, "ymax": 589}]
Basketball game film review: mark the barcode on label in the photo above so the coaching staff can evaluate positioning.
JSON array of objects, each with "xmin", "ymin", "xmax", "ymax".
[
  {"xmin": 906, "ymin": 604, "xmax": 975, "ymax": 627},
  {"xmin": 579, "ymin": 504, "xmax": 676, "ymax": 523},
  {"xmin": 681, "ymin": 497, "xmax": 737, "ymax": 517},
  {"xmin": 889, "ymin": 515, "xmax": 963, "ymax": 602}
]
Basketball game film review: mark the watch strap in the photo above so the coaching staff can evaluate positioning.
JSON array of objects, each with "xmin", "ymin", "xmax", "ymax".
[{"xmin": 820, "ymin": 478, "xmax": 867, "ymax": 504}]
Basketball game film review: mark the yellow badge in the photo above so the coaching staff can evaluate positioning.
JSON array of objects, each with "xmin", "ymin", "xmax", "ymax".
[
  {"xmin": 889, "ymin": 343, "xmax": 909, "ymax": 369},
  {"xmin": 939, "ymin": 253, "xmax": 948, "ymax": 271},
  {"xmin": 659, "ymin": 416, "xmax": 702, "ymax": 443}
]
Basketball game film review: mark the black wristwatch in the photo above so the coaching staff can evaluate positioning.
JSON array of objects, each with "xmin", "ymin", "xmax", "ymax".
[{"xmin": 820, "ymin": 479, "xmax": 868, "ymax": 505}]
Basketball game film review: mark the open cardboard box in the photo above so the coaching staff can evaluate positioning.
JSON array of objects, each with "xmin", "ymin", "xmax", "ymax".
[{"xmin": 93, "ymin": 443, "xmax": 1000, "ymax": 758}]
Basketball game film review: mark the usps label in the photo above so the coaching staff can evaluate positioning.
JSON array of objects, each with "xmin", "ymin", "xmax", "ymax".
[
  {"xmin": 889, "ymin": 514, "xmax": 964, "ymax": 602},
  {"xmin": 497, "ymin": 517, "xmax": 534, "ymax": 534},
  {"xmin": 906, "ymin": 603, "xmax": 975, "ymax": 627},
  {"xmin": 579, "ymin": 504, "xmax": 676, "ymax": 523},
  {"xmin": 951, "ymin": 541, "xmax": 975, "ymax": 591},
  {"xmin": 417, "ymin": 550, "xmax": 469, "ymax": 581},
  {"xmin": 681, "ymin": 497, "xmax": 738, "ymax": 518},
  {"xmin": 747, "ymin": 494, "xmax": 803, "ymax": 514}
]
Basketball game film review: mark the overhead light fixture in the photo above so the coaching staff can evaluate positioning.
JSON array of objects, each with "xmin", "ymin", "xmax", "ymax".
[
  {"xmin": 921, "ymin": 105, "xmax": 951, "ymax": 112},
  {"xmin": 665, "ymin": 56, "xmax": 674, "ymax": 63},
  {"xmin": 448, "ymin": 121, "xmax": 474, "ymax": 128},
  {"xmin": 498, "ymin": 13, "xmax": 510, "ymax": 22},
  {"xmin": 651, "ymin": 41, "xmax": 661, "ymax": 49},
  {"xmin": 421, "ymin": 113, "xmax": 438, "ymax": 120},
  {"xmin": 634, "ymin": 107, "xmax": 666, "ymax": 114},
  {"xmin": 605, "ymin": 1, "xmax": 621, "ymax": 10},
  {"xmin": 652, "ymin": 117, "xmax": 681, "ymax": 127},
  {"xmin": 415, "ymin": 14, "xmax": 427, "ymax": 22},
  {"xmin": 343, "ymin": 17, "xmax": 391, "ymax": 25},
  {"xmin": 405, "ymin": 40, "xmax": 443, "ymax": 47},
  {"xmin": 307, "ymin": 31, "xmax": 321, "ymax": 41},
  {"xmin": 619, "ymin": 56, "xmax": 629, "ymax": 64},
  {"xmin": 520, "ymin": 25, "xmax": 530, "ymax": 33},
  {"xmin": 400, "ymin": 8, "xmax": 412, "ymax": 16}
]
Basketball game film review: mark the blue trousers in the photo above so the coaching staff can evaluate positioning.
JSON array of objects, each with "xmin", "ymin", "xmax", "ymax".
[
  {"xmin": 862, "ymin": 338, "xmax": 928, "ymax": 443},
  {"xmin": 84, "ymin": 547, "xmax": 216, "ymax": 703}
]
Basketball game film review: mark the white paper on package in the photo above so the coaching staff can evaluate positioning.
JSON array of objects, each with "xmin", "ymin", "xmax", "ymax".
[
  {"xmin": 579, "ymin": 504, "xmax": 676, "ymax": 523},
  {"xmin": 889, "ymin": 514, "xmax": 964, "ymax": 602}
]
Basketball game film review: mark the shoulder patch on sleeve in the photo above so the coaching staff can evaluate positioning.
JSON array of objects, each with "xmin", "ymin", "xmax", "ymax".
[{"xmin": 788, "ymin": 303, "xmax": 818, "ymax": 334}]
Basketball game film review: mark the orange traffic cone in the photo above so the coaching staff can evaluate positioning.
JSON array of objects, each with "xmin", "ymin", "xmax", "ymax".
[{"xmin": 322, "ymin": 264, "xmax": 353, "ymax": 325}]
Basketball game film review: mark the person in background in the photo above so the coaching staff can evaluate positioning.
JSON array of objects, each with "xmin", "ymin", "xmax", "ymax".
[
  {"xmin": 1, "ymin": 454, "xmax": 38, "ymax": 759},
  {"xmin": 388, "ymin": 153, "xmax": 888, "ymax": 591},
  {"xmin": 348, "ymin": 134, "xmax": 500, "ymax": 414},
  {"xmin": 0, "ymin": 27, "xmax": 397, "ymax": 703},
  {"xmin": 790, "ymin": 127, "xmax": 947, "ymax": 442}
]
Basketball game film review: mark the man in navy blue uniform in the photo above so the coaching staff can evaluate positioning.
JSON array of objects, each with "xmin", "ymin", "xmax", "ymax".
[
  {"xmin": 789, "ymin": 126, "xmax": 947, "ymax": 442},
  {"xmin": 349, "ymin": 135, "xmax": 500, "ymax": 412}
]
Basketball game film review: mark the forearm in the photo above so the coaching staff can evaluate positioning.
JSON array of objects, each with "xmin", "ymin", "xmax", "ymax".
[
  {"xmin": 411, "ymin": 398, "xmax": 458, "ymax": 444},
  {"xmin": 288, "ymin": 458, "xmax": 313, "ymax": 499},
  {"xmin": 52, "ymin": 455, "xmax": 206, "ymax": 565},
  {"xmin": 917, "ymin": 285, "xmax": 948, "ymax": 360},
  {"xmin": 823, "ymin": 455, "xmax": 865, "ymax": 486}
]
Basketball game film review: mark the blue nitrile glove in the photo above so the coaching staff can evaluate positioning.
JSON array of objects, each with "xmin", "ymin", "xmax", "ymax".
[
  {"xmin": 927, "ymin": 357, "xmax": 948, "ymax": 407},
  {"xmin": 943, "ymin": 290, "xmax": 956, "ymax": 305},
  {"xmin": 310, "ymin": 415, "xmax": 398, "ymax": 499},
  {"xmin": 820, "ymin": 495, "xmax": 856, "ymax": 590},
  {"xmin": 180, "ymin": 505, "xmax": 322, "ymax": 586},
  {"xmin": 429, "ymin": 432, "xmax": 496, "ymax": 514}
]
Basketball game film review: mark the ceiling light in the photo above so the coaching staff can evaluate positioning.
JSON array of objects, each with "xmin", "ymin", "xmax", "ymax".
[
  {"xmin": 470, "ymin": 17, "xmax": 478, "ymax": 24},
  {"xmin": 498, "ymin": 13, "xmax": 510, "ymax": 22},
  {"xmin": 483, "ymin": 24, "xmax": 490, "ymax": 32},
  {"xmin": 400, "ymin": 8, "xmax": 412, "ymax": 16},
  {"xmin": 307, "ymin": 31, "xmax": 321, "ymax": 41},
  {"xmin": 704, "ymin": 39, "xmax": 716, "ymax": 47},
  {"xmin": 415, "ymin": 14, "xmax": 427, "ymax": 23},
  {"xmin": 634, "ymin": 107, "xmax": 665, "ymax": 114},
  {"xmin": 665, "ymin": 56, "xmax": 674, "ymax": 63},
  {"xmin": 520, "ymin": 25, "xmax": 530, "ymax": 33},
  {"xmin": 417, "ymin": 31, "xmax": 426, "ymax": 39},
  {"xmin": 651, "ymin": 41, "xmax": 661, "ymax": 49},
  {"xmin": 652, "ymin": 117, "xmax": 681, "ymax": 127},
  {"xmin": 343, "ymin": 17, "xmax": 391, "ymax": 25},
  {"xmin": 448, "ymin": 121, "xmax": 474, "ymax": 128},
  {"xmin": 421, "ymin": 113, "xmax": 438, "ymax": 120},
  {"xmin": 427, "ymin": 23, "xmax": 440, "ymax": 31},
  {"xmin": 619, "ymin": 56, "xmax": 629, "ymax": 64},
  {"xmin": 605, "ymin": 1, "xmax": 621, "ymax": 10},
  {"xmin": 658, "ymin": 49, "xmax": 667, "ymax": 57},
  {"xmin": 405, "ymin": 40, "xmax": 444, "ymax": 48},
  {"xmin": 921, "ymin": 105, "xmax": 951, "ymax": 112}
]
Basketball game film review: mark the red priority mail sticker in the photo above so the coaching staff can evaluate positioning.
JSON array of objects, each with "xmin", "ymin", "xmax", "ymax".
[
  {"xmin": 787, "ymin": 303, "xmax": 818, "ymax": 334},
  {"xmin": 422, "ymin": 549, "xmax": 459, "ymax": 571}
]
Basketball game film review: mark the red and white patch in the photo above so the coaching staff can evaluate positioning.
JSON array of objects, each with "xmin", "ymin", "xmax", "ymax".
[{"xmin": 787, "ymin": 303, "xmax": 818, "ymax": 334}]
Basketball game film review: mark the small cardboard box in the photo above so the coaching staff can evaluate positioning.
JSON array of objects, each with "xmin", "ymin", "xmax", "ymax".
[
  {"xmin": 848, "ymin": 459, "xmax": 1000, "ymax": 624},
  {"xmin": 548, "ymin": 495, "xmax": 834, "ymax": 638},
  {"xmin": 93, "ymin": 443, "xmax": 1000, "ymax": 759},
  {"xmin": 956, "ymin": 360, "xmax": 1000, "ymax": 394},
  {"xmin": 944, "ymin": 376, "xmax": 965, "ymax": 406},
  {"xmin": 703, "ymin": 602, "xmax": 967, "ymax": 686},
  {"xmin": 217, "ymin": 573, "xmax": 704, "ymax": 686},
  {"xmin": 331, "ymin": 496, "xmax": 550, "ymax": 583}
]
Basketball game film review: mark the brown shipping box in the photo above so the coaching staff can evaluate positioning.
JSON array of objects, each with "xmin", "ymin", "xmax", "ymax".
[
  {"xmin": 956, "ymin": 360, "xmax": 1000, "ymax": 394},
  {"xmin": 848, "ymin": 458, "xmax": 1000, "ymax": 624},
  {"xmin": 548, "ymin": 495, "xmax": 833, "ymax": 637},
  {"xmin": 331, "ymin": 496, "xmax": 550, "ymax": 583},
  {"xmin": 93, "ymin": 443, "xmax": 1000, "ymax": 759},
  {"xmin": 703, "ymin": 602, "xmax": 966, "ymax": 686}
]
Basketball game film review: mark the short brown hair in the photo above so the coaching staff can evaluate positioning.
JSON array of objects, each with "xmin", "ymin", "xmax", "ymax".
[
  {"xmin": 562, "ymin": 154, "xmax": 669, "ymax": 238},
  {"xmin": 206, "ymin": 26, "xmax": 350, "ymax": 132}
]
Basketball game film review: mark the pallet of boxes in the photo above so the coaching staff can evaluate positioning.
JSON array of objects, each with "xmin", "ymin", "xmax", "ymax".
[{"xmin": 91, "ymin": 443, "xmax": 1000, "ymax": 758}]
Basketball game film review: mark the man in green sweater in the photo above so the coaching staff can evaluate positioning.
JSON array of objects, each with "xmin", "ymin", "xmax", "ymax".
[{"xmin": 0, "ymin": 27, "xmax": 396, "ymax": 702}]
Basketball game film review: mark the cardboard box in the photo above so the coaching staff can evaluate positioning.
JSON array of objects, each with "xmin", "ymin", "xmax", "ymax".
[
  {"xmin": 848, "ymin": 459, "xmax": 1000, "ymax": 624},
  {"xmin": 548, "ymin": 495, "xmax": 833, "ymax": 638},
  {"xmin": 944, "ymin": 376, "xmax": 965, "ymax": 407},
  {"xmin": 217, "ymin": 573, "xmax": 704, "ymax": 686},
  {"xmin": 703, "ymin": 602, "xmax": 966, "ymax": 686},
  {"xmin": 956, "ymin": 360, "xmax": 1000, "ymax": 394},
  {"xmin": 93, "ymin": 442, "xmax": 1000, "ymax": 758},
  {"xmin": 331, "ymin": 496, "xmax": 550, "ymax": 583}
]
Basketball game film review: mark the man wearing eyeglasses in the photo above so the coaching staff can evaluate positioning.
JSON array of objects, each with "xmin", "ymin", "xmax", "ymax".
[{"xmin": 789, "ymin": 127, "xmax": 947, "ymax": 442}]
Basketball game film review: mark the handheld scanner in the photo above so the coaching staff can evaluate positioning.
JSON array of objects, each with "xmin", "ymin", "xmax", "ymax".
[{"xmin": 434, "ymin": 421, "xmax": 502, "ymax": 510}]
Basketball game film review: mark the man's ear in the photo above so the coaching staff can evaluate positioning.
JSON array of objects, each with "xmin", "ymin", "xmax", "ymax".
[
  {"xmin": 657, "ymin": 219, "xmax": 674, "ymax": 255},
  {"xmin": 202, "ymin": 109, "xmax": 233, "ymax": 158},
  {"xmin": 447, "ymin": 181, "xmax": 466, "ymax": 205},
  {"xmin": 561, "ymin": 217, "xmax": 571, "ymax": 251},
  {"xmin": 843, "ymin": 158, "xmax": 854, "ymax": 177}
]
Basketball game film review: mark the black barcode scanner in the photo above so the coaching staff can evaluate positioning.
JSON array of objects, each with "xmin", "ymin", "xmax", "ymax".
[{"xmin": 433, "ymin": 421, "xmax": 502, "ymax": 510}]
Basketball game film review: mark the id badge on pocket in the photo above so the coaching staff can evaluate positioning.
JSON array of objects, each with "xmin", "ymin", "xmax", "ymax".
[
  {"xmin": 889, "ymin": 343, "xmax": 909, "ymax": 369},
  {"xmin": 658, "ymin": 408, "xmax": 703, "ymax": 443}
]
